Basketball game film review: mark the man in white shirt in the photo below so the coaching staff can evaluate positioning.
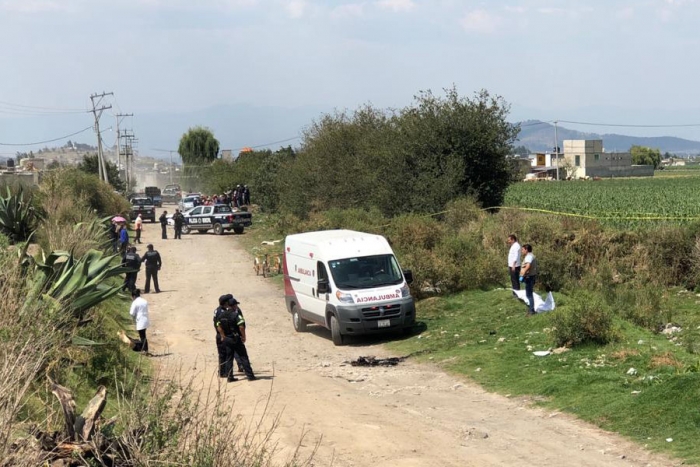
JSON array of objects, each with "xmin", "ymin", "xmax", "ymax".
[
  {"xmin": 134, "ymin": 214, "xmax": 143, "ymax": 244},
  {"xmin": 129, "ymin": 289, "xmax": 150, "ymax": 353},
  {"xmin": 507, "ymin": 234, "xmax": 521, "ymax": 292}
]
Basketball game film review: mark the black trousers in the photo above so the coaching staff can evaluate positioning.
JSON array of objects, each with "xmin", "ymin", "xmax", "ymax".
[
  {"xmin": 124, "ymin": 272, "xmax": 138, "ymax": 291},
  {"xmin": 161, "ymin": 224, "xmax": 167, "ymax": 239},
  {"xmin": 145, "ymin": 268, "xmax": 160, "ymax": 293},
  {"xmin": 135, "ymin": 229, "xmax": 142, "ymax": 243},
  {"xmin": 174, "ymin": 226, "xmax": 182, "ymax": 239},
  {"xmin": 133, "ymin": 329, "xmax": 148, "ymax": 352},
  {"xmin": 216, "ymin": 334, "xmax": 244, "ymax": 377},
  {"xmin": 509, "ymin": 266, "xmax": 521, "ymax": 291},
  {"xmin": 222, "ymin": 336, "xmax": 254, "ymax": 380}
]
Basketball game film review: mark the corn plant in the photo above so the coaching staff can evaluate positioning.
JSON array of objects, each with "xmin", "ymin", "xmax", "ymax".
[{"xmin": 0, "ymin": 186, "xmax": 43, "ymax": 243}]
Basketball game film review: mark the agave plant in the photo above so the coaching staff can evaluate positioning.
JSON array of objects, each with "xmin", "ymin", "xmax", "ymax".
[
  {"xmin": 36, "ymin": 249, "xmax": 130, "ymax": 319},
  {"xmin": 0, "ymin": 185, "xmax": 43, "ymax": 243}
]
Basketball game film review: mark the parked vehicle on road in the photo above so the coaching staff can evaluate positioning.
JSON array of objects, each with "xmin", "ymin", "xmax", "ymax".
[
  {"xmin": 129, "ymin": 197, "xmax": 156, "ymax": 222},
  {"xmin": 179, "ymin": 195, "xmax": 201, "ymax": 211},
  {"xmin": 283, "ymin": 230, "xmax": 414, "ymax": 346},
  {"xmin": 180, "ymin": 204, "xmax": 252, "ymax": 235},
  {"xmin": 145, "ymin": 187, "xmax": 162, "ymax": 207}
]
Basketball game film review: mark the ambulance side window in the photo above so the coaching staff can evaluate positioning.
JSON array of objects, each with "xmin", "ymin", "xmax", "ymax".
[{"xmin": 317, "ymin": 262, "xmax": 331, "ymax": 293}]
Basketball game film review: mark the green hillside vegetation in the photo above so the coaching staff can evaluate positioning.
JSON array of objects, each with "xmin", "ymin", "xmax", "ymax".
[{"xmin": 0, "ymin": 171, "xmax": 312, "ymax": 466}]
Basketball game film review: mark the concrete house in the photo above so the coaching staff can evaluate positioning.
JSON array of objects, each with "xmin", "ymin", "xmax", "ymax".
[{"xmin": 562, "ymin": 140, "xmax": 654, "ymax": 179}]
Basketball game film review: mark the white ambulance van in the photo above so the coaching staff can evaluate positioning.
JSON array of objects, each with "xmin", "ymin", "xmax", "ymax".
[{"xmin": 283, "ymin": 230, "xmax": 415, "ymax": 345}]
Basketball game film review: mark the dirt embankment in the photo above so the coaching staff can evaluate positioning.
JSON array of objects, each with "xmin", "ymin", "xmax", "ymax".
[{"xmin": 134, "ymin": 214, "xmax": 678, "ymax": 467}]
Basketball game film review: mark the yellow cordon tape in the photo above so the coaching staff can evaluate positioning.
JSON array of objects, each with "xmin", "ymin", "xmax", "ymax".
[{"xmin": 484, "ymin": 206, "xmax": 700, "ymax": 221}]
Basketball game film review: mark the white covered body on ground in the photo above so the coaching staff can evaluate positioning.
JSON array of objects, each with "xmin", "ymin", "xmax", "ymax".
[{"xmin": 512, "ymin": 290, "xmax": 556, "ymax": 313}]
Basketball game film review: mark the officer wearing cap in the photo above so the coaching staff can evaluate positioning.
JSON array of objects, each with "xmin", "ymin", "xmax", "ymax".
[{"xmin": 216, "ymin": 296, "xmax": 256, "ymax": 382}]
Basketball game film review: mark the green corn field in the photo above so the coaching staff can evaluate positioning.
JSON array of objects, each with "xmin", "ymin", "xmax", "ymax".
[{"xmin": 503, "ymin": 171, "xmax": 700, "ymax": 226}]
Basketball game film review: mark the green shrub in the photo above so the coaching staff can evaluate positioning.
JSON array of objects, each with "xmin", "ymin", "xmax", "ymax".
[
  {"xmin": 0, "ymin": 185, "xmax": 43, "ymax": 243},
  {"xmin": 39, "ymin": 169, "xmax": 130, "ymax": 218},
  {"xmin": 443, "ymin": 197, "xmax": 485, "ymax": 231},
  {"xmin": 618, "ymin": 286, "xmax": 670, "ymax": 332},
  {"xmin": 386, "ymin": 214, "xmax": 446, "ymax": 251},
  {"xmin": 550, "ymin": 291, "xmax": 619, "ymax": 347}
]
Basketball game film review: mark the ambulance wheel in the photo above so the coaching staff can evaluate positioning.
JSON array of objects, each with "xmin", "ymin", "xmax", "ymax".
[
  {"xmin": 330, "ymin": 315, "xmax": 344, "ymax": 346},
  {"xmin": 213, "ymin": 223, "xmax": 223, "ymax": 235},
  {"xmin": 292, "ymin": 305, "xmax": 308, "ymax": 332}
]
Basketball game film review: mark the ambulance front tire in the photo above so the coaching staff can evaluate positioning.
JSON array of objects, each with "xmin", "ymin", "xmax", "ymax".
[
  {"xmin": 292, "ymin": 305, "xmax": 309, "ymax": 332},
  {"xmin": 330, "ymin": 314, "xmax": 344, "ymax": 346}
]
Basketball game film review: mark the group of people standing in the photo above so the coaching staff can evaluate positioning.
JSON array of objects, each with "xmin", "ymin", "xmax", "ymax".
[
  {"xmin": 158, "ymin": 209, "xmax": 185, "ymax": 240},
  {"xmin": 122, "ymin": 243, "xmax": 163, "ymax": 294},
  {"xmin": 507, "ymin": 234, "xmax": 538, "ymax": 316}
]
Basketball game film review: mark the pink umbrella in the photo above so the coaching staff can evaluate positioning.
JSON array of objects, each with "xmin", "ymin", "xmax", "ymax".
[{"xmin": 112, "ymin": 216, "xmax": 127, "ymax": 223}]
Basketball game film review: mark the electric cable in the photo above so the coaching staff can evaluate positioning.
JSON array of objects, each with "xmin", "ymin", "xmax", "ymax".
[{"xmin": 0, "ymin": 126, "xmax": 94, "ymax": 146}]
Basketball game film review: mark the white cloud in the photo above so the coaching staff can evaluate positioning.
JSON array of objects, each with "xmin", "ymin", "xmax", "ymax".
[
  {"xmin": 285, "ymin": 0, "xmax": 307, "ymax": 18},
  {"xmin": 376, "ymin": 0, "xmax": 416, "ymax": 13},
  {"xmin": 332, "ymin": 3, "xmax": 365, "ymax": 19},
  {"xmin": 460, "ymin": 9, "xmax": 501, "ymax": 34}
]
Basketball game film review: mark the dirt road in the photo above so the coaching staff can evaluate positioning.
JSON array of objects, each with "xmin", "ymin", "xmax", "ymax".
[{"xmin": 136, "ymin": 213, "xmax": 678, "ymax": 467}]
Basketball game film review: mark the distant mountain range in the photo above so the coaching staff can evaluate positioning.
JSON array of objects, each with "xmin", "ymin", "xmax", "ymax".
[{"xmin": 516, "ymin": 120, "xmax": 700, "ymax": 154}]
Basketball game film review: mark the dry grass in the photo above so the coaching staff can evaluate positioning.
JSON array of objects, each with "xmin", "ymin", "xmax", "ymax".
[
  {"xmin": 610, "ymin": 349, "xmax": 641, "ymax": 361},
  {"xmin": 113, "ymin": 364, "xmax": 318, "ymax": 466},
  {"xmin": 36, "ymin": 193, "xmax": 107, "ymax": 256},
  {"xmin": 649, "ymin": 352, "xmax": 684, "ymax": 369}
]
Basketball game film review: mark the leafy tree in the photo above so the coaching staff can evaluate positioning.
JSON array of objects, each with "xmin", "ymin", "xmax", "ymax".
[
  {"xmin": 178, "ymin": 127, "xmax": 220, "ymax": 172},
  {"xmin": 630, "ymin": 145, "xmax": 661, "ymax": 169},
  {"xmin": 277, "ymin": 88, "xmax": 518, "ymax": 217},
  {"xmin": 77, "ymin": 154, "xmax": 126, "ymax": 192}
]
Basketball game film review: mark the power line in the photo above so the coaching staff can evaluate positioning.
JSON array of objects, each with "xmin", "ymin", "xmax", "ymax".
[
  {"xmin": 557, "ymin": 120, "xmax": 700, "ymax": 128},
  {"xmin": 0, "ymin": 126, "xmax": 93, "ymax": 146},
  {"xmin": 242, "ymin": 136, "xmax": 300, "ymax": 150},
  {"xmin": 0, "ymin": 100, "xmax": 86, "ymax": 112}
]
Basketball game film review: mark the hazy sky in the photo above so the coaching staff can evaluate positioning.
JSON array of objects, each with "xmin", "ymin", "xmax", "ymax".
[{"xmin": 1, "ymin": 0, "xmax": 700, "ymax": 148}]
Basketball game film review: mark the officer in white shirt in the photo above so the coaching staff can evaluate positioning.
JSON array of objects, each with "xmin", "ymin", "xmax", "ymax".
[
  {"xmin": 507, "ymin": 234, "xmax": 521, "ymax": 292},
  {"xmin": 129, "ymin": 289, "xmax": 150, "ymax": 353}
]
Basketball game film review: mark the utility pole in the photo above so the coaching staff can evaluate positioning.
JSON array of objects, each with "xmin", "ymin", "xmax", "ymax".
[
  {"xmin": 152, "ymin": 148, "xmax": 178, "ymax": 184},
  {"xmin": 554, "ymin": 120, "xmax": 560, "ymax": 181},
  {"xmin": 115, "ymin": 113, "xmax": 133, "ymax": 184},
  {"xmin": 121, "ymin": 130, "xmax": 135, "ymax": 190},
  {"xmin": 90, "ymin": 92, "xmax": 113, "ymax": 183}
]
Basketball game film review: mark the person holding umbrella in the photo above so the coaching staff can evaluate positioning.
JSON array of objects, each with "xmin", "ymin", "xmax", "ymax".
[{"xmin": 111, "ymin": 215, "xmax": 127, "ymax": 253}]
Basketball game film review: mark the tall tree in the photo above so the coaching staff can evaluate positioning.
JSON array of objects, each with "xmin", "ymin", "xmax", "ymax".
[
  {"xmin": 77, "ymin": 154, "xmax": 126, "ymax": 192},
  {"xmin": 630, "ymin": 145, "xmax": 661, "ymax": 169},
  {"xmin": 178, "ymin": 127, "xmax": 220, "ymax": 166}
]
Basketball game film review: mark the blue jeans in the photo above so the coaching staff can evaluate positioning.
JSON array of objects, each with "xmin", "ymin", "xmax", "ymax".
[{"xmin": 524, "ymin": 276, "xmax": 536, "ymax": 314}]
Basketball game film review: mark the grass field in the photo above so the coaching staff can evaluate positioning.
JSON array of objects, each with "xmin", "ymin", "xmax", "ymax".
[
  {"xmin": 386, "ymin": 289, "xmax": 700, "ymax": 464},
  {"xmin": 504, "ymin": 171, "xmax": 700, "ymax": 225}
]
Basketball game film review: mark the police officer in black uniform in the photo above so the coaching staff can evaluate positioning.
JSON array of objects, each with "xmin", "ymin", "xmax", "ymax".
[
  {"xmin": 216, "ymin": 297, "xmax": 256, "ymax": 382},
  {"xmin": 173, "ymin": 209, "xmax": 185, "ymax": 239},
  {"xmin": 159, "ymin": 210, "xmax": 168, "ymax": 240},
  {"xmin": 122, "ymin": 246, "xmax": 141, "ymax": 292},
  {"xmin": 214, "ymin": 294, "xmax": 232, "ymax": 378},
  {"xmin": 142, "ymin": 244, "xmax": 162, "ymax": 293}
]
